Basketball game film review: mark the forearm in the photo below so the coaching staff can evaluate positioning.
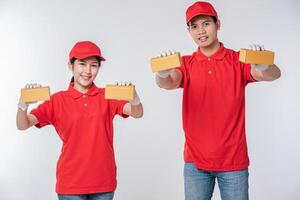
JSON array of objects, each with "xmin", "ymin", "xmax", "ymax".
[
  {"xmin": 129, "ymin": 103, "xmax": 143, "ymax": 118},
  {"xmin": 262, "ymin": 64, "xmax": 281, "ymax": 81},
  {"xmin": 16, "ymin": 108, "xmax": 31, "ymax": 130},
  {"xmin": 252, "ymin": 64, "xmax": 281, "ymax": 81}
]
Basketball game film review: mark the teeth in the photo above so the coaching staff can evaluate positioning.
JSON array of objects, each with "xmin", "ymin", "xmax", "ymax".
[{"xmin": 199, "ymin": 36, "xmax": 207, "ymax": 41}]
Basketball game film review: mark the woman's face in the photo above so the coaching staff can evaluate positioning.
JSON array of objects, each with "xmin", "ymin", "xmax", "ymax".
[{"xmin": 69, "ymin": 56, "xmax": 100, "ymax": 93}]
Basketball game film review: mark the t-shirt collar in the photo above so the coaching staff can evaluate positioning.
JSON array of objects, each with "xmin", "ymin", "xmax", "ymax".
[
  {"xmin": 195, "ymin": 42, "xmax": 227, "ymax": 61},
  {"xmin": 67, "ymin": 82, "xmax": 99, "ymax": 99}
]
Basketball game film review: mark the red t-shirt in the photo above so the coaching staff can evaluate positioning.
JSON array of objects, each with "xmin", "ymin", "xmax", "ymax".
[
  {"xmin": 30, "ymin": 82, "xmax": 128, "ymax": 194},
  {"xmin": 179, "ymin": 43, "xmax": 256, "ymax": 171}
]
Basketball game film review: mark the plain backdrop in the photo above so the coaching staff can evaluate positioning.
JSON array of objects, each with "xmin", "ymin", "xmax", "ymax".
[{"xmin": 0, "ymin": 0, "xmax": 300, "ymax": 199}]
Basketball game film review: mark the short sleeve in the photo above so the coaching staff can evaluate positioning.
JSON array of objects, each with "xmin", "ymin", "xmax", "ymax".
[
  {"xmin": 240, "ymin": 62, "xmax": 257, "ymax": 85},
  {"xmin": 236, "ymin": 51, "xmax": 257, "ymax": 85},
  {"xmin": 30, "ymin": 99, "xmax": 55, "ymax": 128},
  {"xmin": 108, "ymin": 100, "xmax": 129, "ymax": 118},
  {"xmin": 178, "ymin": 56, "xmax": 190, "ymax": 88}
]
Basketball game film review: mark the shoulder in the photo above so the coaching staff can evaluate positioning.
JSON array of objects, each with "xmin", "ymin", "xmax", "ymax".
[
  {"xmin": 181, "ymin": 52, "xmax": 197, "ymax": 69},
  {"xmin": 182, "ymin": 53, "xmax": 195, "ymax": 63},
  {"xmin": 223, "ymin": 47, "xmax": 242, "ymax": 65}
]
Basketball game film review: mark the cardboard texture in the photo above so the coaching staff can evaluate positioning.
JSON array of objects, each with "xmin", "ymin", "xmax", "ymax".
[
  {"xmin": 21, "ymin": 86, "xmax": 50, "ymax": 103},
  {"xmin": 105, "ymin": 84, "xmax": 135, "ymax": 100},
  {"xmin": 150, "ymin": 52, "xmax": 182, "ymax": 72},
  {"xmin": 239, "ymin": 49, "xmax": 274, "ymax": 65}
]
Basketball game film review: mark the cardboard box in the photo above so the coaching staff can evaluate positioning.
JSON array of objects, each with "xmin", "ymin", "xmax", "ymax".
[
  {"xmin": 21, "ymin": 86, "xmax": 50, "ymax": 103},
  {"xmin": 105, "ymin": 84, "xmax": 135, "ymax": 100},
  {"xmin": 239, "ymin": 49, "xmax": 274, "ymax": 65},
  {"xmin": 150, "ymin": 52, "xmax": 182, "ymax": 72}
]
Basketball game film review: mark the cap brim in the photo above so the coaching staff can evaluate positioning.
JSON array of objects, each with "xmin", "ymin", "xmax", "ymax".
[
  {"xmin": 73, "ymin": 53, "xmax": 106, "ymax": 61},
  {"xmin": 187, "ymin": 12, "xmax": 218, "ymax": 23}
]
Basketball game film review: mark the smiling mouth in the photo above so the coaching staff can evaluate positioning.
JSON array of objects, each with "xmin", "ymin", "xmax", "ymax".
[
  {"xmin": 198, "ymin": 36, "xmax": 208, "ymax": 42},
  {"xmin": 81, "ymin": 75, "xmax": 91, "ymax": 80}
]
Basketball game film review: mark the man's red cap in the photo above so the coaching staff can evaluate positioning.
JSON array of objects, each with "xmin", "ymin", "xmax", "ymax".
[{"xmin": 186, "ymin": 1, "xmax": 218, "ymax": 24}]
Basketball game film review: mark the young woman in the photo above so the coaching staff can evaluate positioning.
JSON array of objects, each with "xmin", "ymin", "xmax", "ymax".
[{"xmin": 16, "ymin": 41, "xmax": 143, "ymax": 200}]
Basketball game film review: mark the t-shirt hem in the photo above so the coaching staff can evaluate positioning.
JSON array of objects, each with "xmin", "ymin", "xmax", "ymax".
[
  {"xmin": 56, "ymin": 185, "xmax": 116, "ymax": 195},
  {"xmin": 185, "ymin": 160, "xmax": 249, "ymax": 172}
]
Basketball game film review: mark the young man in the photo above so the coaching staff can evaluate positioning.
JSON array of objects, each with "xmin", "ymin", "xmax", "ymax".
[
  {"xmin": 16, "ymin": 41, "xmax": 143, "ymax": 200},
  {"xmin": 155, "ymin": 2, "xmax": 281, "ymax": 200}
]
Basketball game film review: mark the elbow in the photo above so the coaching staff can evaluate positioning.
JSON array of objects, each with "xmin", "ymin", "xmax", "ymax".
[
  {"xmin": 269, "ymin": 65, "xmax": 281, "ymax": 81},
  {"xmin": 269, "ymin": 69, "xmax": 281, "ymax": 81},
  {"xmin": 16, "ymin": 124, "xmax": 28, "ymax": 131},
  {"xmin": 275, "ymin": 69, "xmax": 281, "ymax": 79},
  {"xmin": 131, "ymin": 108, "xmax": 144, "ymax": 119}
]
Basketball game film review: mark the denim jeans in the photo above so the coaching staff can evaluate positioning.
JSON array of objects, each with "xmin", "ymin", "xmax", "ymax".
[
  {"xmin": 184, "ymin": 162, "xmax": 249, "ymax": 200},
  {"xmin": 57, "ymin": 192, "xmax": 114, "ymax": 200}
]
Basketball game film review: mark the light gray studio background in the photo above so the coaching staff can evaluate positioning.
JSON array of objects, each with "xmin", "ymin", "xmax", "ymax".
[{"xmin": 0, "ymin": 0, "xmax": 299, "ymax": 199}]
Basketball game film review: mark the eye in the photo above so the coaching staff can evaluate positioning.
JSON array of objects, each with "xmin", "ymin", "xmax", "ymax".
[
  {"xmin": 91, "ymin": 64, "xmax": 99, "ymax": 68},
  {"xmin": 190, "ymin": 24, "xmax": 198, "ymax": 30},
  {"xmin": 203, "ymin": 22, "xmax": 210, "ymax": 27}
]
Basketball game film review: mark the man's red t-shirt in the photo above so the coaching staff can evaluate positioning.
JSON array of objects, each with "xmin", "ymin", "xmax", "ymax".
[{"xmin": 179, "ymin": 43, "xmax": 256, "ymax": 171}]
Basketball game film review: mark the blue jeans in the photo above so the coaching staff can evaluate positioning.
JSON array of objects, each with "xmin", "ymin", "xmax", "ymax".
[
  {"xmin": 57, "ymin": 192, "xmax": 114, "ymax": 200},
  {"xmin": 184, "ymin": 162, "xmax": 249, "ymax": 200}
]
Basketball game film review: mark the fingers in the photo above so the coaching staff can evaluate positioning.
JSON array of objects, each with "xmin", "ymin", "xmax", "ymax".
[
  {"xmin": 24, "ymin": 83, "xmax": 42, "ymax": 89},
  {"xmin": 249, "ymin": 44, "xmax": 266, "ymax": 51},
  {"xmin": 156, "ymin": 50, "xmax": 178, "ymax": 58},
  {"xmin": 114, "ymin": 81, "xmax": 133, "ymax": 86}
]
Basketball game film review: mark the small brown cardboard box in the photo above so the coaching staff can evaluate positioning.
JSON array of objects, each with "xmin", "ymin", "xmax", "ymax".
[
  {"xmin": 239, "ymin": 49, "xmax": 274, "ymax": 65},
  {"xmin": 150, "ymin": 52, "xmax": 182, "ymax": 72},
  {"xmin": 105, "ymin": 84, "xmax": 135, "ymax": 100},
  {"xmin": 21, "ymin": 86, "xmax": 50, "ymax": 103}
]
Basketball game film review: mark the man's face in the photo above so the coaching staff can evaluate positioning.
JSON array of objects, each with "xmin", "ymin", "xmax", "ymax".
[
  {"xmin": 69, "ymin": 56, "xmax": 100, "ymax": 92},
  {"xmin": 188, "ymin": 15, "xmax": 220, "ymax": 48}
]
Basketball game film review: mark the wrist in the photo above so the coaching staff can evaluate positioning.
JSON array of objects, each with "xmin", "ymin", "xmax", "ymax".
[
  {"xmin": 18, "ymin": 101, "xmax": 28, "ymax": 111},
  {"xmin": 156, "ymin": 72, "xmax": 169, "ymax": 78},
  {"xmin": 129, "ymin": 94, "xmax": 141, "ymax": 106},
  {"xmin": 252, "ymin": 64, "xmax": 269, "ymax": 72}
]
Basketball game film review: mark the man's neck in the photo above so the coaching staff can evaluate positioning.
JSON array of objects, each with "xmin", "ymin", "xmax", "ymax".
[{"xmin": 199, "ymin": 40, "xmax": 221, "ymax": 57}]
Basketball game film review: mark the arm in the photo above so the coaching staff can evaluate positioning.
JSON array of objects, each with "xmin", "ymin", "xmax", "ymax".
[
  {"xmin": 247, "ymin": 44, "xmax": 281, "ymax": 81},
  {"xmin": 123, "ymin": 102, "xmax": 143, "ymax": 118},
  {"xmin": 16, "ymin": 108, "xmax": 39, "ymax": 130},
  {"xmin": 16, "ymin": 83, "xmax": 41, "ymax": 130},
  {"xmin": 155, "ymin": 69, "xmax": 183, "ymax": 90},
  {"xmin": 251, "ymin": 64, "xmax": 281, "ymax": 81}
]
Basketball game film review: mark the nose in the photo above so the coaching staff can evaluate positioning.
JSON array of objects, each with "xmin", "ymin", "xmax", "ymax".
[
  {"xmin": 85, "ymin": 65, "xmax": 92, "ymax": 74},
  {"xmin": 198, "ymin": 25, "xmax": 206, "ymax": 34}
]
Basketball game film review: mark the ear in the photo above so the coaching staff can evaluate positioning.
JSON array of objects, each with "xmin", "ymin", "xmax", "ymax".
[
  {"xmin": 216, "ymin": 20, "xmax": 221, "ymax": 30},
  {"xmin": 68, "ymin": 61, "xmax": 73, "ymax": 71}
]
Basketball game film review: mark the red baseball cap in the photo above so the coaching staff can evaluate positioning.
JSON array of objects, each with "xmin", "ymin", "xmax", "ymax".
[
  {"xmin": 186, "ymin": 1, "xmax": 218, "ymax": 24},
  {"xmin": 69, "ymin": 41, "xmax": 106, "ymax": 61}
]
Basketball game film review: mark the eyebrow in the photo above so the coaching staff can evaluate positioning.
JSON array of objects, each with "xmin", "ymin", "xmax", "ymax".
[
  {"xmin": 190, "ymin": 19, "xmax": 213, "ymax": 25},
  {"xmin": 77, "ymin": 59, "xmax": 98, "ymax": 64}
]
